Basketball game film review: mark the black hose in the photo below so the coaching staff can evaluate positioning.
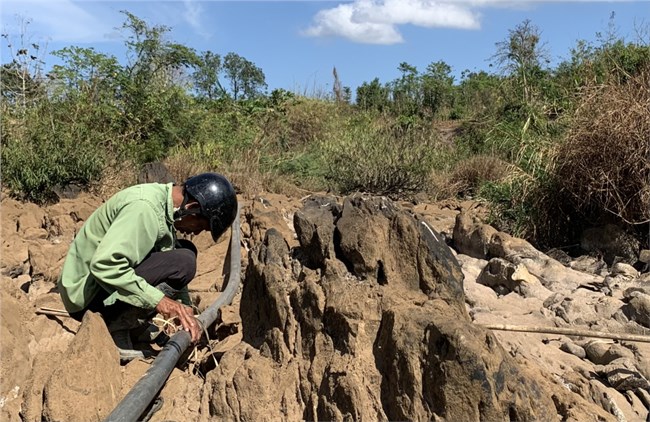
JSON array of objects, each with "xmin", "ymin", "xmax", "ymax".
[{"xmin": 104, "ymin": 207, "xmax": 241, "ymax": 422}]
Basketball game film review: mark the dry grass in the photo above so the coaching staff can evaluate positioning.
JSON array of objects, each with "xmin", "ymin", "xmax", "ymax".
[
  {"xmin": 152, "ymin": 316, "xmax": 183, "ymax": 336},
  {"xmin": 221, "ymin": 153, "xmax": 268, "ymax": 198},
  {"xmin": 163, "ymin": 143, "xmax": 265, "ymax": 197},
  {"xmin": 429, "ymin": 154, "xmax": 511, "ymax": 200},
  {"xmin": 449, "ymin": 154, "xmax": 510, "ymax": 196},
  {"xmin": 164, "ymin": 138, "xmax": 307, "ymax": 199},
  {"xmin": 90, "ymin": 158, "xmax": 139, "ymax": 199},
  {"xmin": 555, "ymin": 67, "xmax": 650, "ymax": 226},
  {"xmin": 151, "ymin": 314, "xmax": 219, "ymax": 377},
  {"xmin": 164, "ymin": 150, "xmax": 214, "ymax": 185},
  {"xmin": 283, "ymin": 99, "xmax": 340, "ymax": 150}
]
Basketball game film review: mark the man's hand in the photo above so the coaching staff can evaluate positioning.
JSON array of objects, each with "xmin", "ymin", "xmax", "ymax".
[{"xmin": 155, "ymin": 296, "xmax": 201, "ymax": 343}]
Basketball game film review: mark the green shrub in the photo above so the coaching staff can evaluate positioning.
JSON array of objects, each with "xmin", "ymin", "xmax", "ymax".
[
  {"xmin": 320, "ymin": 114, "xmax": 445, "ymax": 197},
  {"xmin": 275, "ymin": 151, "xmax": 326, "ymax": 182},
  {"xmin": 2, "ymin": 113, "xmax": 105, "ymax": 203},
  {"xmin": 477, "ymin": 162, "xmax": 577, "ymax": 249}
]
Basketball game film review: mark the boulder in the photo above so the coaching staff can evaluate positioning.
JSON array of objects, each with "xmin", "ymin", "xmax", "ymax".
[
  {"xmin": 206, "ymin": 196, "xmax": 612, "ymax": 421},
  {"xmin": 244, "ymin": 199, "xmax": 298, "ymax": 249},
  {"xmin": 622, "ymin": 291, "xmax": 650, "ymax": 328},
  {"xmin": 42, "ymin": 312, "xmax": 121, "ymax": 422},
  {"xmin": 453, "ymin": 212, "xmax": 600, "ymax": 293},
  {"xmin": 293, "ymin": 195, "xmax": 339, "ymax": 269},
  {"xmin": 580, "ymin": 225, "xmax": 640, "ymax": 266},
  {"xmin": 0, "ymin": 290, "xmax": 31, "ymax": 422},
  {"xmin": 560, "ymin": 342, "xmax": 587, "ymax": 359},
  {"xmin": 477, "ymin": 257, "xmax": 552, "ymax": 299},
  {"xmin": 597, "ymin": 358, "xmax": 650, "ymax": 392}
]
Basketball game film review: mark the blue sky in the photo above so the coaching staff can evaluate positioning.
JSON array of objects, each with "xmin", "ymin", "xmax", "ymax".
[{"xmin": 1, "ymin": 1, "xmax": 648, "ymax": 95}]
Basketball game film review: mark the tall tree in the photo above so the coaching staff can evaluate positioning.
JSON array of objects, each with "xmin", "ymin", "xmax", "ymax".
[
  {"xmin": 120, "ymin": 10, "xmax": 199, "ymax": 88},
  {"xmin": 192, "ymin": 50, "xmax": 225, "ymax": 100},
  {"xmin": 492, "ymin": 19, "xmax": 549, "ymax": 104},
  {"xmin": 223, "ymin": 52, "xmax": 267, "ymax": 100},
  {"xmin": 0, "ymin": 17, "xmax": 46, "ymax": 110},
  {"xmin": 421, "ymin": 60, "xmax": 454, "ymax": 116},
  {"xmin": 356, "ymin": 78, "xmax": 389, "ymax": 111},
  {"xmin": 0, "ymin": 60, "xmax": 42, "ymax": 108},
  {"xmin": 391, "ymin": 62, "xmax": 421, "ymax": 115},
  {"xmin": 118, "ymin": 11, "xmax": 200, "ymax": 161},
  {"xmin": 50, "ymin": 46, "xmax": 122, "ymax": 103}
]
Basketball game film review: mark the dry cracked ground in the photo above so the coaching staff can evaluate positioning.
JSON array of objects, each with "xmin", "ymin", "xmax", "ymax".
[{"xmin": 2, "ymin": 190, "xmax": 650, "ymax": 422}]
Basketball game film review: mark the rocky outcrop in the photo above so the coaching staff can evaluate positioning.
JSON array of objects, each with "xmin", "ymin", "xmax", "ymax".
[
  {"xmin": 453, "ymin": 212, "xmax": 601, "ymax": 292},
  {"xmin": 42, "ymin": 312, "xmax": 122, "ymax": 422},
  {"xmin": 0, "ymin": 291, "xmax": 31, "ymax": 421},
  {"xmin": 455, "ymin": 211, "xmax": 650, "ymax": 421},
  {"xmin": 2, "ymin": 192, "xmax": 649, "ymax": 422},
  {"xmin": 202, "ymin": 195, "xmax": 608, "ymax": 421}
]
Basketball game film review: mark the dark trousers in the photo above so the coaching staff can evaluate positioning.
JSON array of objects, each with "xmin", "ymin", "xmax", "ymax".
[{"xmin": 69, "ymin": 240, "xmax": 197, "ymax": 322}]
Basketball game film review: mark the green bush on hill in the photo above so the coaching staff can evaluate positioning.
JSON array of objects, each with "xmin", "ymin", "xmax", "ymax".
[
  {"xmin": 1, "ymin": 103, "xmax": 105, "ymax": 203},
  {"xmin": 320, "ymin": 113, "xmax": 447, "ymax": 197}
]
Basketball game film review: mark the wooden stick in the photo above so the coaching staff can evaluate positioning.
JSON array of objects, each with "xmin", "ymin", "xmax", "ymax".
[
  {"xmin": 38, "ymin": 306, "xmax": 67, "ymax": 312},
  {"xmin": 479, "ymin": 323, "xmax": 650, "ymax": 344},
  {"xmin": 36, "ymin": 308, "xmax": 71, "ymax": 318}
]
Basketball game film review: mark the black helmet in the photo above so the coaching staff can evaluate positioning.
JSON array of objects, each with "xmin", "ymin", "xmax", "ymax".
[{"xmin": 178, "ymin": 173, "xmax": 238, "ymax": 241}]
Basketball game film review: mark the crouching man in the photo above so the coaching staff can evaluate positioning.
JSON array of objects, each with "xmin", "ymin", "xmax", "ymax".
[{"xmin": 58, "ymin": 172, "xmax": 237, "ymax": 360}]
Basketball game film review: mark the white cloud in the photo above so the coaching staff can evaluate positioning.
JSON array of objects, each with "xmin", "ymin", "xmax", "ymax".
[
  {"xmin": 302, "ymin": 0, "xmax": 631, "ymax": 45},
  {"xmin": 182, "ymin": 0, "xmax": 203, "ymax": 32},
  {"xmin": 304, "ymin": 0, "xmax": 482, "ymax": 45},
  {"xmin": 352, "ymin": 0, "xmax": 480, "ymax": 29},
  {"xmin": 181, "ymin": 0, "xmax": 214, "ymax": 40},
  {"xmin": 1, "ymin": 0, "xmax": 116, "ymax": 43},
  {"xmin": 303, "ymin": 2, "xmax": 404, "ymax": 44}
]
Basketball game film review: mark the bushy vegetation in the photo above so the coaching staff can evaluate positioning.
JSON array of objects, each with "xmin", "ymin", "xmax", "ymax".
[
  {"xmin": 2, "ymin": 13, "xmax": 648, "ymax": 250},
  {"xmin": 555, "ymin": 68, "xmax": 650, "ymax": 232},
  {"xmin": 320, "ymin": 113, "xmax": 449, "ymax": 196}
]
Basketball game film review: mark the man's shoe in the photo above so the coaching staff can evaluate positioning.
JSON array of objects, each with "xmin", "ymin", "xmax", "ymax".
[
  {"xmin": 133, "ymin": 323, "xmax": 167, "ymax": 344},
  {"xmin": 110, "ymin": 328, "xmax": 152, "ymax": 362},
  {"xmin": 118, "ymin": 348, "xmax": 149, "ymax": 362},
  {"xmin": 111, "ymin": 328, "xmax": 133, "ymax": 350}
]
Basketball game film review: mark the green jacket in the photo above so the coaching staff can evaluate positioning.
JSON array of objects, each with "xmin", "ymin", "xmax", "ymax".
[{"xmin": 59, "ymin": 183, "xmax": 176, "ymax": 313}]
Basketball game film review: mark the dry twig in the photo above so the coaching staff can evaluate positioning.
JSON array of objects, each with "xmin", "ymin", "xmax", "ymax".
[
  {"xmin": 480, "ymin": 323, "xmax": 650, "ymax": 343},
  {"xmin": 36, "ymin": 307, "xmax": 71, "ymax": 318}
]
